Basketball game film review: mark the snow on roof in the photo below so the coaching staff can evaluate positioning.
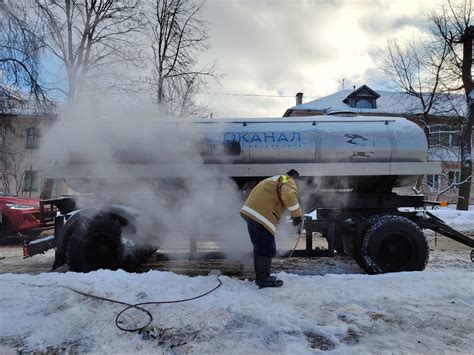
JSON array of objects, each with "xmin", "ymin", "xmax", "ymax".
[
  {"xmin": 0, "ymin": 83, "xmax": 55, "ymax": 116},
  {"xmin": 288, "ymin": 88, "xmax": 466, "ymax": 118},
  {"xmin": 0, "ymin": 84, "xmax": 26, "ymax": 102}
]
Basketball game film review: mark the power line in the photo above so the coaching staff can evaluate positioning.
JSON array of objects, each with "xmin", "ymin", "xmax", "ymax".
[
  {"xmin": 90, "ymin": 90, "xmax": 321, "ymax": 100},
  {"xmin": 200, "ymin": 92, "xmax": 320, "ymax": 99}
]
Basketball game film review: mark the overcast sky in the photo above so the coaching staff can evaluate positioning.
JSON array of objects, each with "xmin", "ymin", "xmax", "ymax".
[{"xmin": 196, "ymin": 0, "xmax": 436, "ymax": 118}]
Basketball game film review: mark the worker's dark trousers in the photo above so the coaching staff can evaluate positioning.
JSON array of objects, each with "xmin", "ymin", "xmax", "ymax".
[{"xmin": 246, "ymin": 218, "xmax": 276, "ymax": 257}]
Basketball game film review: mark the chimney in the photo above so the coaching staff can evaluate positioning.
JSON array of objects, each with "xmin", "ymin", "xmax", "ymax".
[{"xmin": 295, "ymin": 92, "xmax": 304, "ymax": 105}]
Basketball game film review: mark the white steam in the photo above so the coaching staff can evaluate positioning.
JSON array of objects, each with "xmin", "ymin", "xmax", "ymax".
[{"xmin": 39, "ymin": 97, "xmax": 252, "ymax": 257}]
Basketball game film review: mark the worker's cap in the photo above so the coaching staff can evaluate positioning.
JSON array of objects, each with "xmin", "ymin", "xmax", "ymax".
[{"xmin": 286, "ymin": 169, "xmax": 300, "ymax": 179}]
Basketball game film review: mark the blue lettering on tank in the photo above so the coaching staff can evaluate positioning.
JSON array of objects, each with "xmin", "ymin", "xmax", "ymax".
[
  {"xmin": 251, "ymin": 133, "xmax": 262, "ymax": 142},
  {"xmin": 224, "ymin": 132, "xmax": 237, "ymax": 142},
  {"xmin": 224, "ymin": 131, "xmax": 302, "ymax": 144},
  {"xmin": 264, "ymin": 132, "xmax": 275, "ymax": 142},
  {"xmin": 277, "ymin": 133, "xmax": 288, "ymax": 142},
  {"xmin": 239, "ymin": 132, "xmax": 249, "ymax": 142},
  {"xmin": 290, "ymin": 132, "xmax": 301, "ymax": 142}
]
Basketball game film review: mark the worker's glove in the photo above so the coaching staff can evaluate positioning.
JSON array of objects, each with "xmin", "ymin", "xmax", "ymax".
[
  {"xmin": 292, "ymin": 216, "xmax": 304, "ymax": 234},
  {"xmin": 292, "ymin": 216, "xmax": 302, "ymax": 226}
]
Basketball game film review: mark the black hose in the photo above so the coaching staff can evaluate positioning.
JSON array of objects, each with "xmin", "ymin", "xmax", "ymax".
[{"xmin": 5, "ymin": 275, "xmax": 223, "ymax": 332}]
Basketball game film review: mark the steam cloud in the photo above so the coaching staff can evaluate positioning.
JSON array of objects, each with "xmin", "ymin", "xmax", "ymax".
[{"xmin": 39, "ymin": 97, "xmax": 255, "ymax": 259}]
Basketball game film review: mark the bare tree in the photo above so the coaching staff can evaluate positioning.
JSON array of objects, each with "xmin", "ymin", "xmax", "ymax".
[
  {"xmin": 0, "ymin": 2, "xmax": 50, "ymax": 110},
  {"xmin": 378, "ymin": 37, "xmax": 461, "ymax": 123},
  {"xmin": 144, "ymin": 0, "xmax": 217, "ymax": 116},
  {"xmin": 0, "ymin": 116, "xmax": 34, "ymax": 196},
  {"xmin": 0, "ymin": 150, "xmax": 28, "ymax": 196},
  {"xmin": 429, "ymin": 0, "xmax": 473, "ymax": 210},
  {"xmin": 378, "ymin": 37, "xmax": 465, "ymax": 204},
  {"xmin": 378, "ymin": 1, "xmax": 473, "ymax": 210},
  {"xmin": 1, "ymin": 0, "xmax": 142, "ymax": 103},
  {"xmin": 419, "ymin": 171, "xmax": 471, "ymax": 208},
  {"xmin": 164, "ymin": 73, "xmax": 211, "ymax": 117}
]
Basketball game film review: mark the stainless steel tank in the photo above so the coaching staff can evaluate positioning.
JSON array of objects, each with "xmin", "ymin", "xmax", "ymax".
[
  {"xmin": 202, "ymin": 116, "xmax": 427, "ymax": 164},
  {"xmin": 44, "ymin": 115, "xmax": 438, "ymax": 192}
]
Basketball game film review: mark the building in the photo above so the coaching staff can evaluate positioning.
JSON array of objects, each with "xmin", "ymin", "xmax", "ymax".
[
  {"xmin": 0, "ymin": 84, "xmax": 55, "ymax": 197},
  {"xmin": 284, "ymin": 85, "xmax": 474, "ymax": 204}
]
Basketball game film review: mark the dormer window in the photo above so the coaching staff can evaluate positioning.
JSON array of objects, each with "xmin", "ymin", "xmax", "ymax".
[
  {"xmin": 343, "ymin": 85, "xmax": 380, "ymax": 109},
  {"xmin": 355, "ymin": 99, "xmax": 372, "ymax": 109}
]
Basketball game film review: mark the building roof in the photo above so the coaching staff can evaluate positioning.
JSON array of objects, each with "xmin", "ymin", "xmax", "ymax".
[
  {"xmin": 0, "ymin": 83, "xmax": 55, "ymax": 117},
  {"xmin": 0, "ymin": 84, "xmax": 26, "ymax": 102},
  {"xmin": 284, "ymin": 86, "xmax": 467, "ymax": 118}
]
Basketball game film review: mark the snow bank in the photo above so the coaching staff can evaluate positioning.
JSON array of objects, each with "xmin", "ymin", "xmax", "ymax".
[
  {"xmin": 428, "ymin": 209, "xmax": 474, "ymax": 231},
  {"xmin": 1, "ymin": 269, "xmax": 473, "ymax": 354}
]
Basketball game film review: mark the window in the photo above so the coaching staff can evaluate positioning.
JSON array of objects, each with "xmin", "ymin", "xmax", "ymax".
[
  {"xmin": 23, "ymin": 170, "xmax": 38, "ymax": 192},
  {"xmin": 26, "ymin": 127, "xmax": 41, "ymax": 149},
  {"xmin": 355, "ymin": 99, "xmax": 373, "ymax": 109},
  {"xmin": 426, "ymin": 174, "xmax": 439, "ymax": 190},
  {"xmin": 428, "ymin": 125, "xmax": 460, "ymax": 148},
  {"xmin": 451, "ymin": 134, "xmax": 460, "ymax": 147},
  {"xmin": 448, "ymin": 170, "xmax": 461, "ymax": 187}
]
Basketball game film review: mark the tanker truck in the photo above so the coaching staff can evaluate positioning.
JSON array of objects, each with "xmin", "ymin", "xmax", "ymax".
[{"xmin": 25, "ymin": 114, "xmax": 474, "ymax": 274}]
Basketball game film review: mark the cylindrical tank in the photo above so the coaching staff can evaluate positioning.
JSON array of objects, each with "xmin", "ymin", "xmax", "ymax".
[
  {"xmin": 44, "ymin": 115, "xmax": 430, "ymax": 192},
  {"xmin": 202, "ymin": 116, "xmax": 427, "ymax": 164}
]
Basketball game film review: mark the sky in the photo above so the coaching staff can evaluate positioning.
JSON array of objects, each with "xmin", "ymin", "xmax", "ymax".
[
  {"xmin": 197, "ymin": 0, "xmax": 436, "ymax": 118},
  {"xmin": 35, "ymin": 0, "xmax": 440, "ymax": 118}
]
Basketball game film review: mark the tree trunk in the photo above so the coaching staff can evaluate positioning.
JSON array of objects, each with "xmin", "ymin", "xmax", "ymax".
[
  {"xmin": 457, "ymin": 29, "xmax": 473, "ymax": 210},
  {"xmin": 67, "ymin": 64, "xmax": 77, "ymax": 103},
  {"xmin": 157, "ymin": 74, "xmax": 164, "ymax": 104},
  {"xmin": 456, "ymin": 106, "xmax": 473, "ymax": 210}
]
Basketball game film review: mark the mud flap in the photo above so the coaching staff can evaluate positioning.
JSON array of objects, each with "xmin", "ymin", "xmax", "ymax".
[{"xmin": 23, "ymin": 235, "xmax": 56, "ymax": 258}]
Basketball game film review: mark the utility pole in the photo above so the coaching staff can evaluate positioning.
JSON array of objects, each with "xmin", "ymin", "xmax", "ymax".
[{"xmin": 458, "ymin": 26, "xmax": 474, "ymax": 210}]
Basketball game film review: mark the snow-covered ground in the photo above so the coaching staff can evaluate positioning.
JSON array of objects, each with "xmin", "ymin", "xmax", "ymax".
[
  {"xmin": 0, "ymin": 209, "xmax": 473, "ymax": 354},
  {"xmin": 428, "ymin": 208, "xmax": 474, "ymax": 231},
  {"xmin": 1, "ymin": 267, "xmax": 473, "ymax": 354}
]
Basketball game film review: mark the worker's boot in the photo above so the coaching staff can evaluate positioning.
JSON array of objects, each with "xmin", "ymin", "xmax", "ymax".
[
  {"xmin": 254, "ymin": 255, "xmax": 283, "ymax": 289},
  {"xmin": 254, "ymin": 254, "xmax": 277, "ymax": 283}
]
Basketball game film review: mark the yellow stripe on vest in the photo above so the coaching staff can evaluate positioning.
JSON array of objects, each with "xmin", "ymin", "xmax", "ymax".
[{"xmin": 241, "ymin": 205, "xmax": 277, "ymax": 233}]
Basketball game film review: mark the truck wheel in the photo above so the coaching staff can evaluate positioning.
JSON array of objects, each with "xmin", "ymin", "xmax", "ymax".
[
  {"xmin": 360, "ymin": 215, "xmax": 428, "ymax": 274},
  {"xmin": 67, "ymin": 218, "xmax": 124, "ymax": 272}
]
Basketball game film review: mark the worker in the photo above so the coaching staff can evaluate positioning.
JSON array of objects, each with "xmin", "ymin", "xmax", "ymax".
[{"xmin": 240, "ymin": 169, "xmax": 304, "ymax": 289}]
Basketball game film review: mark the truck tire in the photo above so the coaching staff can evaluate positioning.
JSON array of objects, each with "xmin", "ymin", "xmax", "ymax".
[
  {"xmin": 67, "ymin": 218, "xmax": 124, "ymax": 272},
  {"xmin": 360, "ymin": 215, "xmax": 428, "ymax": 274}
]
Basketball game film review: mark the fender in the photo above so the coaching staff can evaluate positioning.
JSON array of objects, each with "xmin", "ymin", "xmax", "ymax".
[{"xmin": 52, "ymin": 204, "xmax": 141, "ymax": 269}]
